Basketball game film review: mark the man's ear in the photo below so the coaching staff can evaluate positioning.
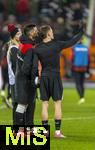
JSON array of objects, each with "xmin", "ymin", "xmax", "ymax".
[{"xmin": 47, "ymin": 31, "xmax": 50, "ymax": 37}]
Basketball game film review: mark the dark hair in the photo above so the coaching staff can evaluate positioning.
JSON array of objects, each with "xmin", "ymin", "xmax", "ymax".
[
  {"xmin": 39, "ymin": 25, "xmax": 51, "ymax": 40},
  {"xmin": 24, "ymin": 24, "xmax": 36, "ymax": 36}
]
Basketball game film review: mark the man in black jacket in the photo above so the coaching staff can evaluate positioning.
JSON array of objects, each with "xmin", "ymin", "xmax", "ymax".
[{"xmin": 15, "ymin": 24, "xmax": 38, "ymax": 126}]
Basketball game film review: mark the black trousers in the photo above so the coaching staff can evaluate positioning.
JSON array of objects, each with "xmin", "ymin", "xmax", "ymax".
[
  {"xmin": 13, "ymin": 101, "xmax": 36, "ymax": 125},
  {"xmin": 11, "ymin": 84, "xmax": 36, "ymax": 125},
  {"xmin": 72, "ymin": 71, "xmax": 85, "ymax": 98}
]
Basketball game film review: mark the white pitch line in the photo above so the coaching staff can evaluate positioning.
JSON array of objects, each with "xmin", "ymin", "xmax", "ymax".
[
  {"xmin": 37, "ymin": 116, "xmax": 95, "ymax": 121},
  {"xmin": 34, "ymin": 116, "xmax": 95, "ymax": 122},
  {"xmin": 62, "ymin": 116, "xmax": 95, "ymax": 121},
  {"xmin": 0, "ymin": 116, "xmax": 95, "ymax": 124}
]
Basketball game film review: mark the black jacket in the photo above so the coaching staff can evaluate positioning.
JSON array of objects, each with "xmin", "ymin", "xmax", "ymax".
[
  {"xmin": 7, "ymin": 42, "xmax": 18, "ymax": 85},
  {"xmin": 32, "ymin": 26, "xmax": 84, "ymax": 78},
  {"xmin": 16, "ymin": 36, "xmax": 34, "ymax": 80},
  {"xmin": 15, "ymin": 36, "xmax": 37, "ymax": 104}
]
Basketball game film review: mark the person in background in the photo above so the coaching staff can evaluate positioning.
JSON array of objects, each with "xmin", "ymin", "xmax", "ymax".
[
  {"xmin": 0, "ymin": 43, "xmax": 8, "ymax": 102},
  {"xmin": 16, "ymin": 0, "xmax": 30, "ymax": 23},
  {"xmin": 71, "ymin": 38, "xmax": 89, "ymax": 104},
  {"xmin": 7, "ymin": 24, "xmax": 22, "ymax": 124},
  {"xmin": 0, "ymin": 42, "xmax": 12, "ymax": 108}
]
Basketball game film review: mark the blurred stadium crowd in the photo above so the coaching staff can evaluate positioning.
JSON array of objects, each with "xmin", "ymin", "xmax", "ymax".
[
  {"xmin": 0, "ymin": 0, "xmax": 90, "ymax": 43},
  {"xmin": 0, "ymin": 0, "xmax": 95, "ymax": 93}
]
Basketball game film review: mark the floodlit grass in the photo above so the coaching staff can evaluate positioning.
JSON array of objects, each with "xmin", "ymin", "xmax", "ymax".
[{"xmin": 0, "ymin": 89, "xmax": 95, "ymax": 150}]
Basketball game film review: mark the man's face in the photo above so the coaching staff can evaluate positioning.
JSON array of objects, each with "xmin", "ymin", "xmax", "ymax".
[
  {"xmin": 29, "ymin": 27, "xmax": 38, "ymax": 40},
  {"xmin": 15, "ymin": 29, "xmax": 22, "ymax": 41}
]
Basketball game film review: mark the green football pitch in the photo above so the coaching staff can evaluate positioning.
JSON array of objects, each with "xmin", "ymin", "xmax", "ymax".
[{"xmin": 0, "ymin": 88, "xmax": 95, "ymax": 150}]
